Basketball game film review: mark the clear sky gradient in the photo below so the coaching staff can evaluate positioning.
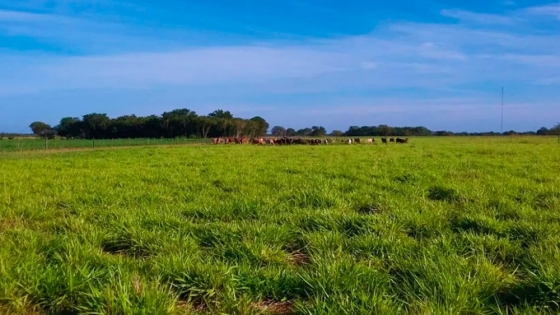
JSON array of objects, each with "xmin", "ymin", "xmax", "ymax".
[{"xmin": 1, "ymin": 0, "xmax": 559, "ymax": 133}]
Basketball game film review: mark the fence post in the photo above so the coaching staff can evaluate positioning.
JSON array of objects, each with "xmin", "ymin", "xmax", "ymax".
[{"xmin": 44, "ymin": 138, "xmax": 47, "ymax": 150}]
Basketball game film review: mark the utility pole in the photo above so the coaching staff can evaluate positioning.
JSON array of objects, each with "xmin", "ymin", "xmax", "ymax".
[{"xmin": 501, "ymin": 87, "xmax": 504, "ymax": 134}]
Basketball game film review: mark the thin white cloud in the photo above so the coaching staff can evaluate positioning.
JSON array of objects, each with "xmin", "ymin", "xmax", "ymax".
[
  {"xmin": 526, "ymin": 3, "xmax": 560, "ymax": 20},
  {"xmin": 440, "ymin": 9, "xmax": 516, "ymax": 25},
  {"xmin": 0, "ymin": 4, "xmax": 559, "ymax": 132},
  {"xmin": 0, "ymin": 9, "xmax": 53, "ymax": 22},
  {"xmin": 535, "ymin": 76, "xmax": 560, "ymax": 85}
]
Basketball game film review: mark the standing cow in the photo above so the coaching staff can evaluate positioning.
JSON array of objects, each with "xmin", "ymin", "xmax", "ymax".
[{"xmin": 381, "ymin": 138, "xmax": 388, "ymax": 144}]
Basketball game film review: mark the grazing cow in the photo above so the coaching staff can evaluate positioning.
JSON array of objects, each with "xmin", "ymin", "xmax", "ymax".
[
  {"xmin": 390, "ymin": 138, "xmax": 395, "ymax": 143},
  {"xmin": 347, "ymin": 139, "xmax": 352, "ymax": 145},
  {"xmin": 381, "ymin": 137, "xmax": 387, "ymax": 144},
  {"xmin": 324, "ymin": 139, "xmax": 329, "ymax": 145},
  {"xmin": 396, "ymin": 137, "xmax": 409, "ymax": 144},
  {"xmin": 354, "ymin": 138, "xmax": 361, "ymax": 144},
  {"xmin": 366, "ymin": 138, "xmax": 374, "ymax": 144}
]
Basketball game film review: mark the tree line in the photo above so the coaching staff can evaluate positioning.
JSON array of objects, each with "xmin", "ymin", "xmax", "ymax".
[
  {"xmin": 27, "ymin": 109, "xmax": 269, "ymax": 140},
  {"xmin": 16, "ymin": 108, "xmax": 560, "ymax": 139}
]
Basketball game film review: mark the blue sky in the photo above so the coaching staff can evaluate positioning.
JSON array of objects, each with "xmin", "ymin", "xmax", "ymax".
[{"xmin": 0, "ymin": 0, "xmax": 559, "ymax": 133}]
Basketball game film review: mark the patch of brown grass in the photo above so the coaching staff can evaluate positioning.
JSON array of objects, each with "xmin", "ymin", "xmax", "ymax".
[
  {"xmin": 175, "ymin": 300, "xmax": 208, "ymax": 314},
  {"xmin": 252, "ymin": 300, "xmax": 294, "ymax": 315},
  {"xmin": 287, "ymin": 250, "xmax": 310, "ymax": 266},
  {"xmin": 0, "ymin": 218, "xmax": 26, "ymax": 231}
]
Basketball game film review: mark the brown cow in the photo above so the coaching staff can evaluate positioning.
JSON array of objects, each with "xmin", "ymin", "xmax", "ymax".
[
  {"xmin": 381, "ymin": 137, "xmax": 387, "ymax": 144},
  {"xmin": 396, "ymin": 137, "xmax": 409, "ymax": 143},
  {"xmin": 354, "ymin": 138, "xmax": 361, "ymax": 144},
  {"xmin": 390, "ymin": 138, "xmax": 395, "ymax": 143}
]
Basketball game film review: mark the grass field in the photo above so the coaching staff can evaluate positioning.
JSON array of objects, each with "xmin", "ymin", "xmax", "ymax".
[
  {"xmin": 0, "ymin": 138, "xmax": 209, "ymax": 152},
  {"xmin": 1, "ymin": 137, "xmax": 559, "ymax": 314}
]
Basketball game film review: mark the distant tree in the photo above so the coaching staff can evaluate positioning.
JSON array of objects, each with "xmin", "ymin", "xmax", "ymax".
[
  {"xmin": 378, "ymin": 124, "xmax": 393, "ymax": 136},
  {"xmin": 56, "ymin": 117, "xmax": 82, "ymax": 138},
  {"xmin": 537, "ymin": 127, "xmax": 550, "ymax": 135},
  {"xmin": 250, "ymin": 116, "xmax": 269, "ymax": 136},
  {"xmin": 551, "ymin": 123, "xmax": 560, "ymax": 135},
  {"xmin": 208, "ymin": 109, "xmax": 234, "ymax": 120},
  {"xmin": 434, "ymin": 130, "xmax": 454, "ymax": 136},
  {"xmin": 82, "ymin": 113, "xmax": 111, "ymax": 139},
  {"xmin": 310, "ymin": 126, "xmax": 327, "ymax": 137},
  {"xmin": 197, "ymin": 116, "xmax": 217, "ymax": 138},
  {"xmin": 231, "ymin": 118, "xmax": 248, "ymax": 138},
  {"xmin": 286, "ymin": 128, "xmax": 297, "ymax": 137},
  {"xmin": 29, "ymin": 121, "xmax": 54, "ymax": 138},
  {"xmin": 330, "ymin": 130, "xmax": 344, "ymax": 137},
  {"xmin": 295, "ymin": 128, "xmax": 310, "ymax": 136},
  {"xmin": 271, "ymin": 126, "xmax": 287, "ymax": 137}
]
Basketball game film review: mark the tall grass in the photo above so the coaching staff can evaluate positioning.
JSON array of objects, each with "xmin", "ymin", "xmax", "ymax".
[{"xmin": 0, "ymin": 137, "xmax": 559, "ymax": 314}]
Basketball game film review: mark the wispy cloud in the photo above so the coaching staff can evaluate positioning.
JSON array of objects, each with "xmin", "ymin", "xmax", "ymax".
[
  {"xmin": 535, "ymin": 76, "xmax": 560, "ymax": 85},
  {"xmin": 1, "ymin": 8, "xmax": 558, "ymax": 95},
  {"xmin": 0, "ymin": 8, "xmax": 53, "ymax": 22},
  {"xmin": 440, "ymin": 9, "xmax": 517, "ymax": 25},
  {"xmin": 526, "ymin": 3, "xmax": 560, "ymax": 20},
  {"xmin": 0, "ymin": 3, "xmax": 559, "ymax": 132}
]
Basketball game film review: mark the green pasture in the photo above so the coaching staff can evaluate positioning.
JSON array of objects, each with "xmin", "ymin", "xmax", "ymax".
[
  {"xmin": 0, "ymin": 137, "xmax": 559, "ymax": 314},
  {"xmin": 0, "ymin": 138, "xmax": 210, "ymax": 152}
]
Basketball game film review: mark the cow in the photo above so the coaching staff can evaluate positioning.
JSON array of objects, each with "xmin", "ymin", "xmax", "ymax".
[
  {"xmin": 396, "ymin": 138, "xmax": 409, "ymax": 144},
  {"xmin": 347, "ymin": 139, "xmax": 352, "ymax": 145},
  {"xmin": 390, "ymin": 138, "xmax": 395, "ymax": 143},
  {"xmin": 251, "ymin": 138, "xmax": 264, "ymax": 145},
  {"xmin": 323, "ymin": 139, "xmax": 329, "ymax": 145},
  {"xmin": 381, "ymin": 137, "xmax": 388, "ymax": 144},
  {"xmin": 354, "ymin": 138, "xmax": 361, "ymax": 144},
  {"xmin": 366, "ymin": 138, "xmax": 374, "ymax": 144}
]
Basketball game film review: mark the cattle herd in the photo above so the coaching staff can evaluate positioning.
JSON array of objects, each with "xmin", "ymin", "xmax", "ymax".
[{"xmin": 212, "ymin": 137, "xmax": 409, "ymax": 145}]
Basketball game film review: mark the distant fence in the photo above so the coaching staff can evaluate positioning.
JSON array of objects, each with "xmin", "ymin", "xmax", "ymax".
[{"xmin": 0, "ymin": 138, "xmax": 212, "ymax": 152}]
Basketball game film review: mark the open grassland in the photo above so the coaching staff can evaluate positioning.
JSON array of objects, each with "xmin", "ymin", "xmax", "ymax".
[
  {"xmin": 0, "ymin": 138, "xmax": 209, "ymax": 152},
  {"xmin": 1, "ymin": 137, "xmax": 559, "ymax": 314}
]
